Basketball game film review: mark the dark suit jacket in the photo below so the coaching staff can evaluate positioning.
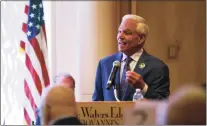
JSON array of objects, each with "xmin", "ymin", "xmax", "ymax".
[
  {"xmin": 35, "ymin": 109, "xmax": 41, "ymax": 125},
  {"xmin": 92, "ymin": 50, "xmax": 170, "ymax": 101}
]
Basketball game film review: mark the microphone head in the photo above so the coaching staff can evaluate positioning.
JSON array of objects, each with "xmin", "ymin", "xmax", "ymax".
[{"xmin": 113, "ymin": 61, "xmax": 121, "ymax": 67}]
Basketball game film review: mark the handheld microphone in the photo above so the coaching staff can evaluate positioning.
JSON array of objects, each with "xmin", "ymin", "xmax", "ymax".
[{"xmin": 106, "ymin": 61, "xmax": 121, "ymax": 90}]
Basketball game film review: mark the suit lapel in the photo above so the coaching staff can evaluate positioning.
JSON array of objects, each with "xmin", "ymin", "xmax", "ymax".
[
  {"xmin": 134, "ymin": 50, "xmax": 150, "ymax": 75},
  {"xmin": 122, "ymin": 50, "xmax": 151, "ymax": 101}
]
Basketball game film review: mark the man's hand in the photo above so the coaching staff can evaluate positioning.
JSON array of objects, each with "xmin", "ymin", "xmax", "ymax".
[{"xmin": 126, "ymin": 71, "xmax": 145, "ymax": 89}]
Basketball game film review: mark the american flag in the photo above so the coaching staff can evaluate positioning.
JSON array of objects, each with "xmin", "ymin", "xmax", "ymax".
[{"xmin": 20, "ymin": 0, "xmax": 50, "ymax": 125}]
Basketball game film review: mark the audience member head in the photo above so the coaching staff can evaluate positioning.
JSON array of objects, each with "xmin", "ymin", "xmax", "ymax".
[
  {"xmin": 41, "ymin": 86, "xmax": 77, "ymax": 125},
  {"xmin": 54, "ymin": 73, "xmax": 75, "ymax": 91},
  {"xmin": 166, "ymin": 85, "xmax": 206, "ymax": 125}
]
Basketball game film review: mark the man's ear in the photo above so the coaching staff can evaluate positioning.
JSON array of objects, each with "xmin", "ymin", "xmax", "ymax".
[{"xmin": 138, "ymin": 35, "xmax": 146, "ymax": 44}]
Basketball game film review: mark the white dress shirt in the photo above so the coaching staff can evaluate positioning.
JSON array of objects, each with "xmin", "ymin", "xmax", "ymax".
[{"xmin": 120, "ymin": 48, "xmax": 148, "ymax": 95}]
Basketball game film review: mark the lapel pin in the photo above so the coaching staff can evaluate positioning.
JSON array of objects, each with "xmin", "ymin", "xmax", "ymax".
[{"xmin": 139, "ymin": 63, "xmax": 145, "ymax": 69}]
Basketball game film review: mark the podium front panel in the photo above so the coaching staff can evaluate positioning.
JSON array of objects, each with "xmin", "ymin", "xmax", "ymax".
[{"xmin": 76, "ymin": 101, "xmax": 135, "ymax": 125}]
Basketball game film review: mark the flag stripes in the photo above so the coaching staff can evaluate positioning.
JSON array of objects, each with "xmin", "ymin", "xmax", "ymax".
[{"xmin": 21, "ymin": 0, "xmax": 50, "ymax": 124}]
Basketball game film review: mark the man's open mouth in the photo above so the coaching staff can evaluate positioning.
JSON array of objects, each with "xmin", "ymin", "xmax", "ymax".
[{"xmin": 119, "ymin": 41, "xmax": 128, "ymax": 45}]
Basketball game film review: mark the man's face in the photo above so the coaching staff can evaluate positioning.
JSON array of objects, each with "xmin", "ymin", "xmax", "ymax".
[
  {"xmin": 59, "ymin": 77, "xmax": 75, "ymax": 91},
  {"xmin": 117, "ymin": 19, "xmax": 142, "ymax": 56}
]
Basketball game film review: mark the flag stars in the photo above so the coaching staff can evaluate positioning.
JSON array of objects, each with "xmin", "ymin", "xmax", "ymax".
[
  {"xmin": 36, "ymin": 24, "xmax": 40, "ymax": 29},
  {"xmin": 30, "ymin": 13, "xmax": 35, "ymax": 18},
  {"xmin": 27, "ymin": 31, "xmax": 31, "ymax": 36},
  {"xmin": 28, "ymin": 22, "xmax": 33, "ymax": 27},
  {"xmin": 27, "ymin": 2, "xmax": 45, "ymax": 38},
  {"xmin": 31, "ymin": 4, "xmax": 37, "ymax": 9},
  {"xmin": 39, "ymin": 3, "xmax": 43, "ymax": 8},
  {"xmin": 38, "ymin": 16, "xmax": 40, "ymax": 21}
]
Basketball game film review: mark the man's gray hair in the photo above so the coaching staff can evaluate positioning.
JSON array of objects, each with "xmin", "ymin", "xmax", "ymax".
[
  {"xmin": 122, "ymin": 14, "xmax": 149, "ymax": 37},
  {"xmin": 53, "ymin": 72, "xmax": 75, "ymax": 85}
]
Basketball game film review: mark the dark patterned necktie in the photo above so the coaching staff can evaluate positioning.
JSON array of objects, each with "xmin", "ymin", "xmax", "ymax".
[{"xmin": 120, "ymin": 56, "xmax": 133, "ymax": 99}]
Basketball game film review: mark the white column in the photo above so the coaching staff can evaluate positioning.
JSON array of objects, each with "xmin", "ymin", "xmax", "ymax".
[
  {"xmin": 43, "ymin": 1, "xmax": 56, "ymax": 85},
  {"xmin": 76, "ymin": 1, "xmax": 119, "ymax": 101},
  {"xmin": 52, "ymin": 1, "xmax": 119, "ymax": 101}
]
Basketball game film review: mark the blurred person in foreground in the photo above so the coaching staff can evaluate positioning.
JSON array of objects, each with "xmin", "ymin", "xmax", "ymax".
[
  {"xmin": 124, "ymin": 84, "xmax": 206, "ymax": 125},
  {"xmin": 36, "ymin": 73, "xmax": 76, "ymax": 125},
  {"xmin": 166, "ymin": 84, "xmax": 206, "ymax": 125},
  {"xmin": 41, "ymin": 86, "xmax": 81, "ymax": 125},
  {"xmin": 92, "ymin": 14, "xmax": 170, "ymax": 101}
]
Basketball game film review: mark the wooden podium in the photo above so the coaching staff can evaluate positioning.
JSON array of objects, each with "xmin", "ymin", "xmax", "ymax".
[{"xmin": 76, "ymin": 101, "xmax": 135, "ymax": 125}]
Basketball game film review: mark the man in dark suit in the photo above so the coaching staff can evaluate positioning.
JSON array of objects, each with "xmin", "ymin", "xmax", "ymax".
[{"xmin": 92, "ymin": 14, "xmax": 170, "ymax": 101}]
